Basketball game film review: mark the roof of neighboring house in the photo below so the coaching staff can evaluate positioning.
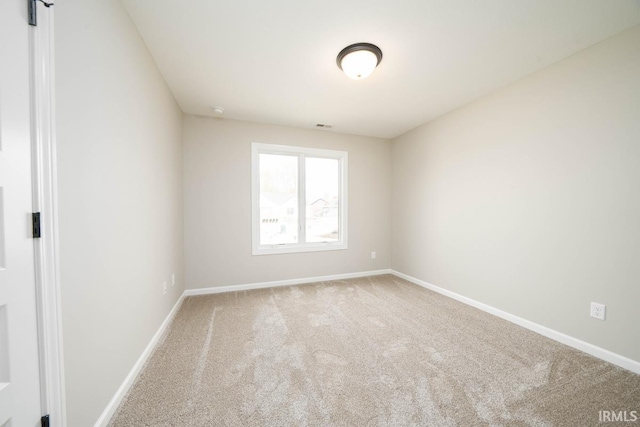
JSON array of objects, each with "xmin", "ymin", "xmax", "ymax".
[
  {"xmin": 260, "ymin": 192, "xmax": 297, "ymax": 207},
  {"xmin": 310, "ymin": 198, "xmax": 330, "ymax": 207},
  {"xmin": 310, "ymin": 198, "xmax": 339, "ymax": 207}
]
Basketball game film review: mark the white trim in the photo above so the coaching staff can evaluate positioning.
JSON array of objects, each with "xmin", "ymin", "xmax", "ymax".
[
  {"xmin": 251, "ymin": 143, "xmax": 348, "ymax": 256},
  {"xmin": 391, "ymin": 270, "xmax": 640, "ymax": 375},
  {"xmin": 95, "ymin": 268, "xmax": 639, "ymax": 426},
  {"xmin": 93, "ymin": 294, "xmax": 185, "ymax": 427},
  {"xmin": 29, "ymin": 5, "xmax": 67, "ymax": 426},
  {"xmin": 184, "ymin": 269, "xmax": 392, "ymax": 296},
  {"xmin": 95, "ymin": 270, "xmax": 387, "ymax": 423}
]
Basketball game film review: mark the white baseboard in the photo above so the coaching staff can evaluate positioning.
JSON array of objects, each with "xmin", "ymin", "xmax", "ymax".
[
  {"xmin": 93, "ymin": 294, "xmax": 185, "ymax": 427},
  {"xmin": 95, "ymin": 269, "xmax": 638, "ymax": 427},
  {"xmin": 184, "ymin": 269, "xmax": 393, "ymax": 297},
  {"xmin": 391, "ymin": 270, "xmax": 640, "ymax": 375}
]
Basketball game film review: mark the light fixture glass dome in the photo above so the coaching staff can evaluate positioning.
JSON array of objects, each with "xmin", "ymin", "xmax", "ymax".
[{"xmin": 337, "ymin": 43, "xmax": 382, "ymax": 80}]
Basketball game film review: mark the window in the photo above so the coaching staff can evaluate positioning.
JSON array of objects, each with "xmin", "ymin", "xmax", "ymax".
[{"xmin": 252, "ymin": 143, "xmax": 348, "ymax": 255}]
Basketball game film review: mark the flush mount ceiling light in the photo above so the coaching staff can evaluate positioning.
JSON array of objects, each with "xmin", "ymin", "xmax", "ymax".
[{"xmin": 336, "ymin": 43, "xmax": 383, "ymax": 80}]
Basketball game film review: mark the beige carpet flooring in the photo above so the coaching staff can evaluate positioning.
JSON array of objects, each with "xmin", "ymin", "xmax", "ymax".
[{"xmin": 109, "ymin": 275, "xmax": 640, "ymax": 426}]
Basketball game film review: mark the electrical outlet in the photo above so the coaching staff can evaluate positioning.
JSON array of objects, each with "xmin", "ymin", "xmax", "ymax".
[
  {"xmin": 163, "ymin": 281, "xmax": 168, "ymax": 295},
  {"xmin": 590, "ymin": 302, "xmax": 606, "ymax": 320},
  {"xmin": 171, "ymin": 273, "xmax": 175, "ymax": 287},
  {"xmin": 371, "ymin": 251, "xmax": 376, "ymax": 259}
]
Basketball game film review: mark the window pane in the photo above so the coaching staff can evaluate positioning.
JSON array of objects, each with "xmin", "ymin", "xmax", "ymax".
[
  {"xmin": 305, "ymin": 157, "xmax": 339, "ymax": 243},
  {"xmin": 259, "ymin": 154, "xmax": 299, "ymax": 245}
]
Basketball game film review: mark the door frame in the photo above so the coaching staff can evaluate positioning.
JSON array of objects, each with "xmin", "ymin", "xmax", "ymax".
[{"xmin": 29, "ymin": 2, "xmax": 66, "ymax": 426}]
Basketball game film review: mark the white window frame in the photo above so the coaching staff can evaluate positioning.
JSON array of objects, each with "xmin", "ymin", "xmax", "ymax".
[{"xmin": 252, "ymin": 143, "xmax": 348, "ymax": 255}]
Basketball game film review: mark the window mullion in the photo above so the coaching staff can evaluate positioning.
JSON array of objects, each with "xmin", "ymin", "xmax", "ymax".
[{"xmin": 298, "ymin": 153, "xmax": 306, "ymax": 245}]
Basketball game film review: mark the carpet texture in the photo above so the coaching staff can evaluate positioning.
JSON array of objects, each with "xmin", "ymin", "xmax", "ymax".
[{"xmin": 109, "ymin": 275, "xmax": 640, "ymax": 426}]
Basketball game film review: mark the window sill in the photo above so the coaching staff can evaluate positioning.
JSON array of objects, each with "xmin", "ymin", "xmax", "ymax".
[{"xmin": 252, "ymin": 242, "xmax": 348, "ymax": 256}]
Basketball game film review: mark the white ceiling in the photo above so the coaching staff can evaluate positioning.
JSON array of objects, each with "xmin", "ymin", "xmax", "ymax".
[{"xmin": 121, "ymin": 0, "xmax": 640, "ymax": 139}]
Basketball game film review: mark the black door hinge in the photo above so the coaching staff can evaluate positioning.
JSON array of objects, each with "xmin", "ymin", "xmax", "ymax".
[
  {"xmin": 32, "ymin": 212, "xmax": 41, "ymax": 238},
  {"xmin": 41, "ymin": 414, "xmax": 50, "ymax": 427},
  {"xmin": 28, "ymin": 0, "xmax": 54, "ymax": 27}
]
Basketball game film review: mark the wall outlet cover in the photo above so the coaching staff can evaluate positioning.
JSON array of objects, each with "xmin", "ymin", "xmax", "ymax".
[{"xmin": 590, "ymin": 302, "xmax": 606, "ymax": 321}]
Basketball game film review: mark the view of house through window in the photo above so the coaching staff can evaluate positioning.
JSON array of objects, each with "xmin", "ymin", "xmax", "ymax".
[
  {"xmin": 305, "ymin": 157, "xmax": 339, "ymax": 243},
  {"xmin": 252, "ymin": 143, "xmax": 347, "ymax": 255},
  {"xmin": 258, "ymin": 153, "xmax": 299, "ymax": 245}
]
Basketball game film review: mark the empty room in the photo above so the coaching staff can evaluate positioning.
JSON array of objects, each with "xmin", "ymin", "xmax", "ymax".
[{"xmin": 1, "ymin": 0, "xmax": 639, "ymax": 425}]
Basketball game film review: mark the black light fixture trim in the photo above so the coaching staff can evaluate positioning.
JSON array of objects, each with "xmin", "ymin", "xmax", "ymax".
[{"xmin": 336, "ymin": 43, "xmax": 383, "ymax": 70}]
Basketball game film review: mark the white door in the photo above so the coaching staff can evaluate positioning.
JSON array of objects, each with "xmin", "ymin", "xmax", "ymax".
[{"xmin": 0, "ymin": 0, "xmax": 44, "ymax": 426}]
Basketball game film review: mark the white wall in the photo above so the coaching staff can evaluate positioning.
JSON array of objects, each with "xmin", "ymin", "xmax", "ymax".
[
  {"xmin": 392, "ymin": 25, "xmax": 640, "ymax": 362},
  {"xmin": 55, "ymin": 1, "xmax": 184, "ymax": 425},
  {"xmin": 183, "ymin": 115, "xmax": 391, "ymax": 289}
]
